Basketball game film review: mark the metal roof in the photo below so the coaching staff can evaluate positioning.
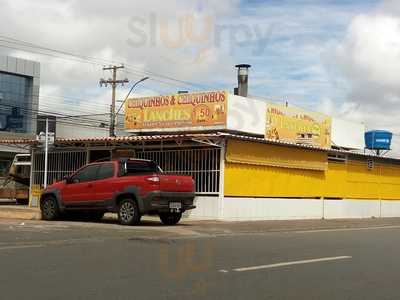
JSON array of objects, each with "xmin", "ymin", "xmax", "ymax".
[
  {"xmin": 1, "ymin": 131, "xmax": 399, "ymax": 162},
  {"xmin": 0, "ymin": 132, "xmax": 330, "ymax": 150},
  {"xmin": 56, "ymin": 133, "xmax": 222, "ymax": 143},
  {"xmin": 0, "ymin": 133, "xmax": 222, "ymax": 145}
]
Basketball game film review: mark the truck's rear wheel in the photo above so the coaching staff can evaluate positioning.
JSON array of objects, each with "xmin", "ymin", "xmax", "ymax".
[
  {"xmin": 159, "ymin": 212, "xmax": 182, "ymax": 225},
  {"xmin": 41, "ymin": 196, "xmax": 60, "ymax": 221},
  {"xmin": 118, "ymin": 198, "xmax": 141, "ymax": 225}
]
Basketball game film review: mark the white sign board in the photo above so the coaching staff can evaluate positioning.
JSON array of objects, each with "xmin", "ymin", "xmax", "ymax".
[{"xmin": 37, "ymin": 132, "xmax": 55, "ymax": 145}]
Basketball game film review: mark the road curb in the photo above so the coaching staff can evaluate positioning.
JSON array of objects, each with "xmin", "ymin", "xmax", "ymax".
[{"xmin": 0, "ymin": 206, "xmax": 41, "ymax": 221}]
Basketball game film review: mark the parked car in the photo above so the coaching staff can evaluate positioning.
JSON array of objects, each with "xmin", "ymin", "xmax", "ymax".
[{"xmin": 40, "ymin": 158, "xmax": 196, "ymax": 225}]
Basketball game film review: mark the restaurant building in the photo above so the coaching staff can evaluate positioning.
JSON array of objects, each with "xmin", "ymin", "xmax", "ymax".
[{"xmin": 2, "ymin": 90, "xmax": 400, "ymax": 220}]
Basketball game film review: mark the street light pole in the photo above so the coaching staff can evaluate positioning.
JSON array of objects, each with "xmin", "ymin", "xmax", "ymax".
[{"xmin": 114, "ymin": 76, "xmax": 149, "ymax": 131}]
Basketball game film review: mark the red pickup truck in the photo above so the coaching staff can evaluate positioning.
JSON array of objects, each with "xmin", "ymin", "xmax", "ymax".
[{"xmin": 40, "ymin": 159, "xmax": 196, "ymax": 225}]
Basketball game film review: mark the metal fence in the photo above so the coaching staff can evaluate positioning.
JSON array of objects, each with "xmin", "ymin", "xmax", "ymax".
[
  {"xmin": 32, "ymin": 151, "xmax": 87, "ymax": 187},
  {"xmin": 31, "ymin": 147, "xmax": 221, "ymax": 195},
  {"xmin": 136, "ymin": 148, "xmax": 221, "ymax": 195}
]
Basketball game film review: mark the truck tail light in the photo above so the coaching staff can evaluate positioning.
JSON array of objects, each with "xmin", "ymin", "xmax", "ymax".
[{"xmin": 146, "ymin": 176, "xmax": 160, "ymax": 183}]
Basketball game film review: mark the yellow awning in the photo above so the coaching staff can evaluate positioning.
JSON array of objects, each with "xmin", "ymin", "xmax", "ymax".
[{"xmin": 226, "ymin": 139, "xmax": 327, "ymax": 171}]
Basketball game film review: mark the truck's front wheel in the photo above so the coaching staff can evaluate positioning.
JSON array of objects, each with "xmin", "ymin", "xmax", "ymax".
[
  {"xmin": 41, "ymin": 196, "xmax": 60, "ymax": 221},
  {"xmin": 159, "ymin": 212, "xmax": 182, "ymax": 225}
]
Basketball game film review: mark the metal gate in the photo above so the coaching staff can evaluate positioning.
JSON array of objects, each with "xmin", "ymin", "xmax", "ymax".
[
  {"xmin": 31, "ymin": 147, "xmax": 221, "ymax": 195},
  {"xmin": 136, "ymin": 148, "xmax": 221, "ymax": 195},
  {"xmin": 32, "ymin": 150, "xmax": 87, "ymax": 187}
]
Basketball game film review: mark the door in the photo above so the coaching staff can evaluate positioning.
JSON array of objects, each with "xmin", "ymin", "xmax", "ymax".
[
  {"xmin": 62, "ymin": 164, "xmax": 100, "ymax": 203},
  {"xmin": 91, "ymin": 163, "xmax": 115, "ymax": 201}
]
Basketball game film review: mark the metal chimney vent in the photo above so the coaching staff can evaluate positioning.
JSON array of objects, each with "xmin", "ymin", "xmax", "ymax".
[{"xmin": 235, "ymin": 64, "xmax": 251, "ymax": 97}]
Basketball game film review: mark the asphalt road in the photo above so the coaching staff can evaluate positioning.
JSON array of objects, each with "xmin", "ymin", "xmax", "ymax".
[{"xmin": 1, "ymin": 219, "xmax": 400, "ymax": 300}]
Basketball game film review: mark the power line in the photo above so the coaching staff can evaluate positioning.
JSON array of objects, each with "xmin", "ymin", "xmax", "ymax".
[
  {"xmin": 0, "ymin": 35, "xmax": 121, "ymax": 66},
  {"xmin": 0, "ymin": 89, "xmax": 111, "ymax": 116},
  {"xmin": 38, "ymin": 101, "xmax": 109, "ymax": 116},
  {"xmin": 39, "ymin": 93, "xmax": 111, "ymax": 108},
  {"xmin": 0, "ymin": 103, "xmax": 109, "ymax": 127},
  {"xmin": 0, "ymin": 108, "xmax": 109, "ymax": 131},
  {"xmin": 0, "ymin": 35, "xmax": 218, "ymax": 91},
  {"xmin": 124, "ymin": 66, "xmax": 215, "ymax": 91},
  {"xmin": 1, "ymin": 103, "xmax": 108, "ymax": 125},
  {"xmin": 0, "ymin": 34, "xmax": 350, "ymax": 97}
]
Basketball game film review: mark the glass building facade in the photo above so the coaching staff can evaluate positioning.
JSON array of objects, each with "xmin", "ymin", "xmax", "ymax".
[
  {"xmin": 0, "ymin": 56, "xmax": 40, "ymax": 137},
  {"xmin": 0, "ymin": 72, "xmax": 33, "ymax": 133},
  {"xmin": 0, "ymin": 56, "xmax": 40, "ymax": 177}
]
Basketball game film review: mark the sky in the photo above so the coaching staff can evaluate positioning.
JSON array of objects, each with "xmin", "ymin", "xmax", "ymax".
[{"xmin": 0, "ymin": 0, "xmax": 399, "ymax": 144}]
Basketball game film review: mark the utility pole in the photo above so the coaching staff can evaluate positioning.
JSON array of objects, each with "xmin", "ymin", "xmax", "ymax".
[{"xmin": 100, "ymin": 65, "xmax": 129, "ymax": 137}]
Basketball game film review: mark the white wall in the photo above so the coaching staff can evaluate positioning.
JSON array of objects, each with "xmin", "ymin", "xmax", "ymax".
[
  {"xmin": 331, "ymin": 118, "xmax": 365, "ymax": 149},
  {"xmin": 222, "ymin": 198, "xmax": 323, "ymax": 221},
  {"xmin": 186, "ymin": 197, "xmax": 400, "ymax": 221},
  {"xmin": 323, "ymin": 199, "xmax": 380, "ymax": 219},
  {"xmin": 56, "ymin": 123, "xmax": 109, "ymax": 139},
  {"xmin": 183, "ymin": 196, "xmax": 219, "ymax": 220},
  {"xmin": 227, "ymin": 94, "xmax": 266, "ymax": 135},
  {"xmin": 381, "ymin": 200, "xmax": 400, "ymax": 217}
]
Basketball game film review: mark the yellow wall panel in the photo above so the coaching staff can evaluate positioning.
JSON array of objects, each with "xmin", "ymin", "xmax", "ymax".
[
  {"xmin": 347, "ymin": 162, "xmax": 380, "ymax": 184},
  {"xmin": 380, "ymin": 166, "xmax": 400, "ymax": 184},
  {"xmin": 224, "ymin": 163, "xmax": 324, "ymax": 198},
  {"xmin": 224, "ymin": 141, "xmax": 400, "ymax": 200},
  {"xmin": 226, "ymin": 139, "xmax": 327, "ymax": 171},
  {"xmin": 322, "ymin": 162, "xmax": 347, "ymax": 198}
]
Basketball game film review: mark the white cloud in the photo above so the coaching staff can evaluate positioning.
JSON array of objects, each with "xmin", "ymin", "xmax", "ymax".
[
  {"xmin": 0, "ymin": 0, "xmax": 241, "ymax": 117},
  {"xmin": 2, "ymin": 0, "xmax": 400, "ymax": 156},
  {"xmin": 337, "ymin": 14, "xmax": 400, "ymax": 95},
  {"xmin": 329, "ymin": 1, "xmax": 400, "ymax": 153}
]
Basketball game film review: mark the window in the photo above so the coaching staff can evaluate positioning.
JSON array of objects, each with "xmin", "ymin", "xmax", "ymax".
[
  {"xmin": 0, "ymin": 72, "xmax": 33, "ymax": 133},
  {"xmin": 71, "ymin": 165, "xmax": 99, "ymax": 183},
  {"xmin": 0, "ymin": 159, "xmax": 10, "ymax": 177},
  {"xmin": 121, "ymin": 161, "xmax": 161, "ymax": 176},
  {"xmin": 97, "ymin": 163, "xmax": 114, "ymax": 180}
]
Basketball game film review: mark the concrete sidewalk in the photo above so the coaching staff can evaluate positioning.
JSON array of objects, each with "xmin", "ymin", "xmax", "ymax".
[
  {"xmin": 2, "ymin": 204, "xmax": 400, "ymax": 235},
  {"xmin": 0, "ymin": 205, "xmax": 41, "ymax": 220}
]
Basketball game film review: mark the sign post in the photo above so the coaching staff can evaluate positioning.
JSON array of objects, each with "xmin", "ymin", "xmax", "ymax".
[
  {"xmin": 44, "ymin": 118, "xmax": 49, "ymax": 189},
  {"xmin": 37, "ymin": 118, "xmax": 55, "ymax": 189}
]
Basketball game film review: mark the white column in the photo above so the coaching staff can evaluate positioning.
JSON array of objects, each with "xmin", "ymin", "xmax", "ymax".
[
  {"xmin": 28, "ymin": 148, "xmax": 34, "ymax": 207},
  {"xmin": 218, "ymin": 140, "xmax": 226, "ymax": 220}
]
